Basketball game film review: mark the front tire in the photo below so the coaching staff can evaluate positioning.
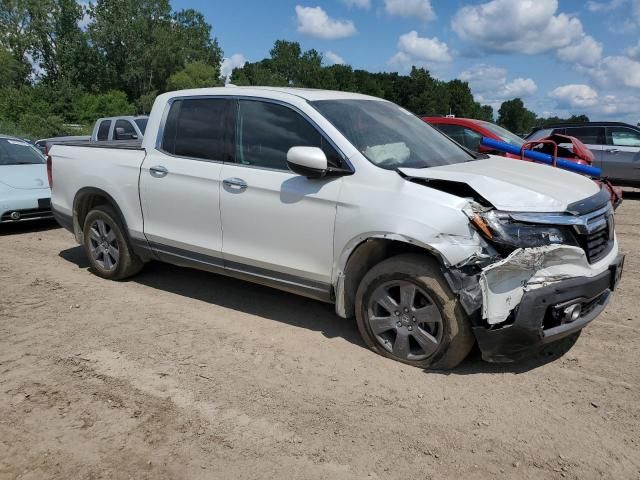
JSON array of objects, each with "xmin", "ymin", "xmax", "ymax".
[
  {"xmin": 355, "ymin": 254, "xmax": 474, "ymax": 370},
  {"xmin": 82, "ymin": 205, "xmax": 143, "ymax": 280}
]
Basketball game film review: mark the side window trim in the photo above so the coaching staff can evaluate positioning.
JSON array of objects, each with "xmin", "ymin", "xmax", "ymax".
[
  {"xmin": 155, "ymin": 95, "xmax": 236, "ymax": 164},
  {"xmin": 155, "ymin": 95, "xmax": 352, "ymax": 172}
]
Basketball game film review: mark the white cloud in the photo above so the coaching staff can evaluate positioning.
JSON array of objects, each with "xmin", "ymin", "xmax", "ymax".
[
  {"xmin": 295, "ymin": 5, "xmax": 357, "ymax": 40},
  {"xmin": 459, "ymin": 64, "xmax": 537, "ymax": 104},
  {"xmin": 341, "ymin": 0, "xmax": 371, "ymax": 9},
  {"xmin": 625, "ymin": 40, "xmax": 640, "ymax": 60},
  {"xmin": 384, "ymin": 0, "xmax": 435, "ymax": 21},
  {"xmin": 586, "ymin": 0, "xmax": 625, "ymax": 12},
  {"xmin": 557, "ymin": 35, "xmax": 603, "ymax": 67},
  {"xmin": 596, "ymin": 56, "xmax": 640, "ymax": 88},
  {"xmin": 452, "ymin": 0, "xmax": 584, "ymax": 55},
  {"xmin": 220, "ymin": 54, "xmax": 247, "ymax": 79},
  {"xmin": 548, "ymin": 83, "xmax": 640, "ymax": 120},
  {"xmin": 549, "ymin": 84, "xmax": 599, "ymax": 108},
  {"xmin": 389, "ymin": 31, "xmax": 451, "ymax": 68},
  {"xmin": 324, "ymin": 51, "xmax": 345, "ymax": 65}
]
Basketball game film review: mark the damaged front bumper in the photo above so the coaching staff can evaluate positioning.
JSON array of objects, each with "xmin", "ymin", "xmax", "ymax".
[{"xmin": 473, "ymin": 247, "xmax": 624, "ymax": 362}]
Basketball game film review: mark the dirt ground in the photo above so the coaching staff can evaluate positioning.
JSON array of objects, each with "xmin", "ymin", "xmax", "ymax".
[{"xmin": 1, "ymin": 195, "xmax": 639, "ymax": 480}]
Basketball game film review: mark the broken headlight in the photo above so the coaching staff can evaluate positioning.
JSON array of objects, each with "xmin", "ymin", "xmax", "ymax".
[{"xmin": 471, "ymin": 210, "xmax": 577, "ymax": 249}]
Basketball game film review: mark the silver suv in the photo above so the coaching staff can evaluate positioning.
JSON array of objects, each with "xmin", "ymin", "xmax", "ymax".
[{"xmin": 526, "ymin": 122, "xmax": 640, "ymax": 188}]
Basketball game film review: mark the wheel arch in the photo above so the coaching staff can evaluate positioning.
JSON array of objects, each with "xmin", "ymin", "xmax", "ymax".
[
  {"xmin": 334, "ymin": 235, "xmax": 447, "ymax": 319},
  {"xmin": 72, "ymin": 187, "xmax": 131, "ymax": 244}
]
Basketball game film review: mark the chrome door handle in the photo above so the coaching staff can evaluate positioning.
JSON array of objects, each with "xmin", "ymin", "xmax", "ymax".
[
  {"xmin": 149, "ymin": 165, "xmax": 169, "ymax": 178},
  {"xmin": 605, "ymin": 148, "xmax": 620, "ymax": 154},
  {"xmin": 223, "ymin": 177, "xmax": 247, "ymax": 190}
]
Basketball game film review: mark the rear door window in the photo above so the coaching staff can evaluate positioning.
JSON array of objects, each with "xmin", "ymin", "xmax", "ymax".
[
  {"xmin": 607, "ymin": 127, "xmax": 640, "ymax": 147},
  {"xmin": 565, "ymin": 127, "xmax": 604, "ymax": 145},
  {"xmin": 97, "ymin": 120, "xmax": 111, "ymax": 141},
  {"xmin": 161, "ymin": 98, "xmax": 234, "ymax": 161}
]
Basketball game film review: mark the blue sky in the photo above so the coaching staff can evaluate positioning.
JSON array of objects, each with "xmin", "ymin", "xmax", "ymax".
[{"xmin": 173, "ymin": 0, "xmax": 640, "ymax": 122}]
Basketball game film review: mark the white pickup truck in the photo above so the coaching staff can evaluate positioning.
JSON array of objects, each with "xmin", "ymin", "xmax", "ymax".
[{"xmin": 48, "ymin": 87, "xmax": 624, "ymax": 369}]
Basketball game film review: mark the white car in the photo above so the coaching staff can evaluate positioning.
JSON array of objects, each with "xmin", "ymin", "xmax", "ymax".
[
  {"xmin": 0, "ymin": 135, "xmax": 52, "ymax": 223},
  {"xmin": 48, "ymin": 87, "xmax": 624, "ymax": 369}
]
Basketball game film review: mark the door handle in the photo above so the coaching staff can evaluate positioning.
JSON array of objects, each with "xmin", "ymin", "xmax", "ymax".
[
  {"xmin": 149, "ymin": 165, "xmax": 169, "ymax": 178},
  {"xmin": 605, "ymin": 148, "xmax": 620, "ymax": 154},
  {"xmin": 223, "ymin": 177, "xmax": 248, "ymax": 190}
]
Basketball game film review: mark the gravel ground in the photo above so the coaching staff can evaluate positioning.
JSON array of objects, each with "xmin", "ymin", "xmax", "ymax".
[{"xmin": 1, "ymin": 193, "xmax": 639, "ymax": 480}]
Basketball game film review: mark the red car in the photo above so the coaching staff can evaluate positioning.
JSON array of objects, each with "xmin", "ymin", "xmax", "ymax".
[
  {"xmin": 423, "ymin": 116, "xmax": 621, "ymax": 206},
  {"xmin": 424, "ymin": 117, "xmax": 525, "ymax": 159}
]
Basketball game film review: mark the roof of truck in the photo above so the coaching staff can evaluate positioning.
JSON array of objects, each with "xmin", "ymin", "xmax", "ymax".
[{"xmin": 164, "ymin": 86, "xmax": 381, "ymax": 102}]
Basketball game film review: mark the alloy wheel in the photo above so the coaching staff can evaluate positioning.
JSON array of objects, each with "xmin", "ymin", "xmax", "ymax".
[
  {"xmin": 88, "ymin": 219, "xmax": 119, "ymax": 271},
  {"xmin": 367, "ymin": 280, "xmax": 443, "ymax": 361}
]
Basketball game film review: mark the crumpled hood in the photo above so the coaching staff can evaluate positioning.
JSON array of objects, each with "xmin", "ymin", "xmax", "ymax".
[
  {"xmin": 0, "ymin": 164, "xmax": 49, "ymax": 190},
  {"xmin": 400, "ymin": 156, "xmax": 600, "ymax": 212}
]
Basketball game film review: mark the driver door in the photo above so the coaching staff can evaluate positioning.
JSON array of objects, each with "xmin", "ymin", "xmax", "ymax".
[{"xmin": 220, "ymin": 99, "xmax": 345, "ymax": 296}]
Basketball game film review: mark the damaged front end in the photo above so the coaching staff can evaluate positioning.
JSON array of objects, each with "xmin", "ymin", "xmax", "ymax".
[{"xmin": 444, "ymin": 193, "xmax": 624, "ymax": 363}]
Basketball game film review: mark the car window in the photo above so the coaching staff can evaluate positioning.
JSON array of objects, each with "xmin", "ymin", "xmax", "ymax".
[
  {"xmin": 565, "ymin": 127, "xmax": 603, "ymax": 145},
  {"xmin": 463, "ymin": 128, "xmax": 483, "ymax": 151},
  {"xmin": 526, "ymin": 128, "xmax": 553, "ymax": 141},
  {"xmin": 97, "ymin": 120, "xmax": 111, "ymax": 141},
  {"xmin": 236, "ymin": 100, "xmax": 341, "ymax": 170},
  {"xmin": 478, "ymin": 121, "xmax": 524, "ymax": 147},
  {"xmin": 608, "ymin": 127, "xmax": 640, "ymax": 147},
  {"xmin": 0, "ymin": 138, "xmax": 45, "ymax": 165},
  {"xmin": 313, "ymin": 100, "xmax": 472, "ymax": 169},
  {"xmin": 435, "ymin": 124, "xmax": 466, "ymax": 146},
  {"xmin": 114, "ymin": 119, "xmax": 137, "ymax": 140},
  {"xmin": 161, "ymin": 98, "xmax": 233, "ymax": 161},
  {"xmin": 134, "ymin": 118, "xmax": 148, "ymax": 134}
]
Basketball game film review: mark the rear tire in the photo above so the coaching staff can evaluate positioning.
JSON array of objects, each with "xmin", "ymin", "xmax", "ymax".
[
  {"xmin": 82, "ymin": 205, "xmax": 143, "ymax": 280},
  {"xmin": 355, "ymin": 254, "xmax": 474, "ymax": 370}
]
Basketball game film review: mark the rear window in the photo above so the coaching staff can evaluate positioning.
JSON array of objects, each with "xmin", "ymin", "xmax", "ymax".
[
  {"xmin": 97, "ymin": 120, "xmax": 111, "ymax": 141},
  {"xmin": 0, "ymin": 138, "xmax": 45, "ymax": 165},
  {"xmin": 565, "ymin": 127, "xmax": 603, "ymax": 145},
  {"xmin": 161, "ymin": 98, "xmax": 232, "ymax": 161}
]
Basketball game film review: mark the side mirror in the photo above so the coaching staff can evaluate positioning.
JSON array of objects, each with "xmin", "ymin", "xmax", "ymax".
[{"xmin": 286, "ymin": 147, "xmax": 328, "ymax": 178}]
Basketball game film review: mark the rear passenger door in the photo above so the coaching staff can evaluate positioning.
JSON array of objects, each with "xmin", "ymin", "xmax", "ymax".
[
  {"xmin": 564, "ymin": 126, "xmax": 605, "ymax": 168},
  {"xmin": 140, "ymin": 97, "xmax": 234, "ymax": 264},
  {"xmin": 219, "ymin": 99, "xmax": 345, "ymax": 295},
  {"xmin": 604, "ymin": 126, "xmax": 640, "ymax": 184}
]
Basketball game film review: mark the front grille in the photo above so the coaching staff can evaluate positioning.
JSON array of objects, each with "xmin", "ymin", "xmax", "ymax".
[
  {"xmin": 1, "ymin": 207, "xmax": 53, "ymax": 222},
  {"xmin": 574, "ymin": 207, "xmax": 613, "ymax": 264}
]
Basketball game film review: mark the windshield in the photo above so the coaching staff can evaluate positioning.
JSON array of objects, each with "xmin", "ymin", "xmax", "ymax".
[
  {"xmin": 134, "ymin": 118, "xmax": 148, "ymax": 134},
  {"xmin": 0, "ymin": 138, "xmax": 45, "ymax": 165},
  {"xmin": 479, "ymin": 121, "xmax": 524, "ymax": 147},
  {"xmin": 312, "ymin": 99, "xmax": 473, "ymax": 169}
]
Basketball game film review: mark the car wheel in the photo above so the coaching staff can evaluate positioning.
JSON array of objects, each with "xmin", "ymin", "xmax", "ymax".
[
  {"xmin": 83, "ymin": 205, "xmax": 143, "ymax": 280},
  {"xmin": 355, "ymin": 254, "xmax": 474, "ymax": 369}
]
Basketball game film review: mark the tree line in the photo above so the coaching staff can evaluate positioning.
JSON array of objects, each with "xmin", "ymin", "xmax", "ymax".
[{"xmin": 0, "ymin": 0, "xmax": 587, "ymax": 140}]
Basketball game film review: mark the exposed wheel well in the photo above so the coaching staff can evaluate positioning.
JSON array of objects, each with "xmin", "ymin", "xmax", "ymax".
[
  {"xmin": 339, "ymin": 238, "xmax": 442, "ymax": 318},
  {"xmin": 73, "ymin": 189, "xmax": 126, "ymax": 244}
]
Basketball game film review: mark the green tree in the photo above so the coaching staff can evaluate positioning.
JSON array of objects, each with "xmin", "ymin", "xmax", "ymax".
[
  {"xmin": 0, "ymin": 48, "xmax": 25, "ymax": 86},
  {"xmin": 166, "ymin": 61, "xmax": 220, "ymax": 90},
  {"xmin": 497, "ymin": 98, "xmax": 537, "ymax": 134},
  {"xmin": 73, "ymin": 90, "xmax": 134, "ymax": 124}
]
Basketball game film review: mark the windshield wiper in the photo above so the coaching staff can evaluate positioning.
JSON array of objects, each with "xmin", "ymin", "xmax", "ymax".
[{"xmin": 1, "ymin": 162, "xmax": 40, "ymax": 165}]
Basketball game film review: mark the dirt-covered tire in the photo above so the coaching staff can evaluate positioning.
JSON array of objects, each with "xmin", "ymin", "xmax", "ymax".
[
  {"xmin": 82, "ymin": 205, "xmax": 143, "ymax": 280},
  {"xmin": 355, "ymin": 253, "xmax": 474, "ymax": 370}
]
